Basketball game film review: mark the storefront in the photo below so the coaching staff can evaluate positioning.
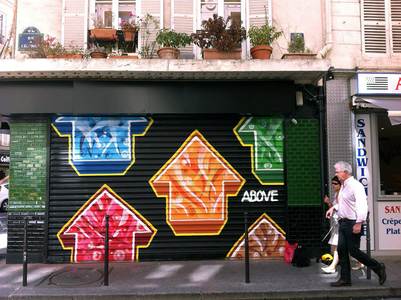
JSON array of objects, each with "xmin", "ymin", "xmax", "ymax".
[
  {"xmin": 1, "ymin": 61, "xmax": 329, "ymax": 263},
  {"xmin": 352, "ymin": 73, "xmax": 401, "ymax": 253}
]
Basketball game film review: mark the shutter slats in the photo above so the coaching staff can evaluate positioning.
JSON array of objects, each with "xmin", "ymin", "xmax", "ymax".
[
  {"xmin": 391, "ymin": 0, "xmax": 401, "ymax": 53},
  {"xmin": 248, "ymin": 0, "xmax": 270, "ymax": 27},
  {"xmin": 392, "ymin": 25, "xmax": 401, "ymax": 52},
  {"xmin": 362, "ymin": 0, "xmax": 387, "ymax": 53},
  {"xmin": 63, "ymin": 0, "xmax": 86, "ymax": 49},
  {"xmin": 364, "ymin": 24, "xmax": 387, "ymax": 53},
  {"xmin": 172, "ymin": 0, "xmax": 194, "ymax": 58}
]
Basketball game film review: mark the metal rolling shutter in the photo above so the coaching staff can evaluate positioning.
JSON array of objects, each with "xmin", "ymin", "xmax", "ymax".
[{"xmin": 47, "ymin": 114, "xmax": 287, "ymax": 262}]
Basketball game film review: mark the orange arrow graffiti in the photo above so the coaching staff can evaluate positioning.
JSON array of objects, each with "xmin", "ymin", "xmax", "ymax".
[{"xmin": 150, "ymin": 130, "xmax": 245, "ymax": 236}]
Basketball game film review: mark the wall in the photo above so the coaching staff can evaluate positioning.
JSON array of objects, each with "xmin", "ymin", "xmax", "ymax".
[
  {"xmin": 15, "ymin": 0, "xmax": 62, "ymax": 58},
  {"xmin": 272, "ymin": 0, "xmax": 324, "ymax": 59},
  {"xmin": 7, "ymin": 118, "xmax": 49, "ymax": 263},
  {"xmin": 328, "ymin": 0, "xmax": 401, "ymax": 69}
]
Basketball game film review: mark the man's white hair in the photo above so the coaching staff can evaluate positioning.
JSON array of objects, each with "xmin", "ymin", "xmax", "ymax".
[{"xmin": 334, "ymin": 161, "xmax": 352, "ymax": 174}]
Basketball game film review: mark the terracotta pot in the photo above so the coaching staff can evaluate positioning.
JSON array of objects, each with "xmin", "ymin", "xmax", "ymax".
[
  {"xmin": 46, "ymin": 54, "xmax": 83, "ymax": 59},
  {"xmin": 281, "ymin": 53, "xmax": 317, "ymax": 59},
  {"xmin": 109, "ymin": 55, "xmax": 139, "ymax": 59},
  {"xmin": 61, "ymin": 54, "xmax": 83, "ymax": 59},
  {"xmin": 203, "ymin": 48, "xmax": 241, "ymax": 59},
  {"xmin": 90, "ymin": 51, "xmax": 108, "ymax": 58},
  {"xmin": 123, "ymin": 30, "xmax": 136, "ymax": 42},
  {"xmin": 90, "ymin": 28, "xmax": 117, "ymax": 41},
  {"xmin": 250, "ymin": 45, "xmax": 273, "ymax": 59},
  {"xmin": 157, "ymin": 47, "xmax": 180, "ymax": 59}
]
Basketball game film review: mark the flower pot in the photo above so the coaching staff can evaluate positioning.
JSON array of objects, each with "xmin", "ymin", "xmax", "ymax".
[
  {"xmin": 157, "ymin": 47, "xmax": 180, "ymax": 59},
  {"xmin": 90, "ymin": 51, "xmax": 108, "ymax": 58},
  {"xmin": 46, "ymin": 54, "xmax": 83, "ymax": 59},
  {"xmin": 123, "ymin": 30, "xmax": 136, "ymax": 42},
  {"xmin": 90, "ymin": 28, "xmax": 117, "ymax": 41},
  {"xmin": 250, "ymin": 45, "xmax": 273, "ymax": 59},
  {"xmin": 281, "ymin": 53, "xmax": 317, "ymax": 59},
  {"xmin": 109, "ymin": 54, "xmax": 139, "ymax": 59},
  {"xmin": 203, "ymin": 48, "xmax": 241, "ymax": 59}
]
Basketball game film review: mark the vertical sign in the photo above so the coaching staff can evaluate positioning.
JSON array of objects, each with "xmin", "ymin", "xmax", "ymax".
[
  {"xmin": 378, "ymin": 202, "xmax": 401, "ymax": 250},
  {"xmin": 354, "ymin": 114, "xmax": 374, "ymax": 250}
]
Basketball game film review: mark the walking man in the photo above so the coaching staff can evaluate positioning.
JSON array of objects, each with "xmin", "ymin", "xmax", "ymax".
[{"xmin": 326, "ymin": 161, "xmax": 386, "ymax": 287}]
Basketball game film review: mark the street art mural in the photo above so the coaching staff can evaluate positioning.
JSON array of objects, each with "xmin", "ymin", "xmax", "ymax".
[
  {"xmin": 50, "ymin": 116, "xmax": 289, "ymax": 262},
  {"xmin": 57, "ymin": 185, "xmax": 157, "ymax": 262},
  {"xmin": 52, "ymin": 116, "xmax": 152, "ymax": 176},
  {"xmin": 227, "ymin": 213, "xmax": 286, "ymax": 259},
  {"xmin": 234, "ymin": 117, "xmax": 284, "ymax": 185},
  {"xmin": 150, "ymin": 130, "xmax": 245, "ymax": 236}
]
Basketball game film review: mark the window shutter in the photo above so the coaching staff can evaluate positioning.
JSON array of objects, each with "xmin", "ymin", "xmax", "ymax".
[
  {"xmin": 390, "ymin": 0, "xmax": 401, "ymax": 53},
  {"xmin": 248, "ymin": 0, "xmax": 271, "ymax": 28},
  {"xmin": 172, "ymin": 0, "xmax": 194, "ymax": 58},
  {"xmin": 140, "ymin": 0, "xmax": 161, "ymax": 57},
  {"xmin": 362, "ymin": 0, "xmax": 387, "ymax": 54},
  {"xmin": 63, "ymin": 0, "xmax": 87, "ymax": 49}
]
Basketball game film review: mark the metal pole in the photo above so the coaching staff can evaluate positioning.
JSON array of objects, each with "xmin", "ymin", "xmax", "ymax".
[
  {"xmin": 366, "ymin": 212, "xmax": 371, "ymax": 280},
  {"xmin": 22, "ymin": 218, "xmax": 28, "ymax": 287},
  {"xmin": 244, "ymin": 212, "xmax": 250, "ymax": 283},
  {"xmin": 104, "ymin": 215, "xmax": 109, "ymax": 286}
]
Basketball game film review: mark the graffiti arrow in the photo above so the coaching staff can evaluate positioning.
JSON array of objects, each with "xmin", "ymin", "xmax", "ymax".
[
  {"xmin": 58, "ymin": 185, "xmax": 157, "ymax": 262},
  {"xmin": 150, "ymin": 130, "xmax": 245, "ymax": 236},
  {"xmin": 234, "ymin": 117, "xmax": 284, "ymax": 185}
]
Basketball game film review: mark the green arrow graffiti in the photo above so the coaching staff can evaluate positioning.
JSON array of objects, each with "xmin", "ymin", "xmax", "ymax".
[{"xmin": 235, "ymin": 117, "xmax": 284, "ymax": 185}]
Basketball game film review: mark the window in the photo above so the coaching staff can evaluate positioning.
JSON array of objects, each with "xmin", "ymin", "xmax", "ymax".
[
  {"xmin": 362, "ymin": 0, "xmax": 401, "ymax": 55},
  {"xmin": 95, "ymin": 0, "xmax": 136, "ymax": 29},
  {"xmin": 378, "ymin": 113, "xmax": 401, "ymax": 195},
  {"xmin": 200, "ymin": 0, "xmax": 241, "ymax": 25}
]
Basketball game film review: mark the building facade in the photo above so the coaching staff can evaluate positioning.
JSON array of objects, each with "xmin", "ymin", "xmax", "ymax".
[
  {"xmin": 8, "ymin": 0, "xmax": 401, "ymax": 264},
  {"xmin": 326, "ymin": 0, "xmax": 401, "ymax": 254}
]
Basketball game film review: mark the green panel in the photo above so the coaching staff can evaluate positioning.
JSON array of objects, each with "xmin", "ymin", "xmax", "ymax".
[
  {"xmin": 9, "ymin": 121, "xmax": 48, "ymax": 212},
  {"xmin": 286, "ymin": 119, "xmax": 321, "ymax": 206}
]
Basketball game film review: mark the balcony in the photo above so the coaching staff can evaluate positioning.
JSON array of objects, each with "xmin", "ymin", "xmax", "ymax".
[{"xmin": 0, "ymin": 58, "xmax": 329, "ymax": 84}]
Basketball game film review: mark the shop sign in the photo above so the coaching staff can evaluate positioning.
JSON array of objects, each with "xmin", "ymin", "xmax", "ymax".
[
  {"xmin": 378, "ymin": 202, "xmax": 401, "ymax": 250},
  {"xmin": 354, "ymin": 114, "xmax": 374, "ymax": 250},
  {"xmin": 357, "ymin": 73, "xmax": 401, "ymax": 95},
  {"xmin": 0, "ymin": 153, "xmax": 9, "ymax": 165}
]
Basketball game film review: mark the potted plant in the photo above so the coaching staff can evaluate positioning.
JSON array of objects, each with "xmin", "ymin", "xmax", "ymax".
[
  {"xmin": 191, "ymin": 14, "xmax": 246, "ymax": 59},
  {"xmin": 89, "ymin": 45, "xmax": 110, "ymax": 58},
  {"xmin": 121, "ymin": 16, "xmax": 139, "ymax": 42},
  {"xmin": 138, "ymin": 13, "xmax": 160, "ymax": 58},
  {"xmin": 156, "ymin": 29, "xmax": 192, "ymax": 59},
  {"xmin": 27, "ymin": 35, "xmax": 83, "ymax": 59},
  {"xmin": 248, "ymin": 24, "xmax": 282, "ymax": 59},
  {"xmin": 282, "ymin": 33, "xmax": 316, "ymax": 59},
  {"xmin": 90, "ymin": 17, "xmax": 117, "ymax": 42}
]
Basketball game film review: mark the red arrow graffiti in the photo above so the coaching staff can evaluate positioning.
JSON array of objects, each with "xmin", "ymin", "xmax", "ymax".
[
  {"xmin": 150, "ymin": 130, "xmax": 245, "ymax": 235},
  {"xmin": 58, "ymin": 185, "xmax": 157, "ymax": 262}
]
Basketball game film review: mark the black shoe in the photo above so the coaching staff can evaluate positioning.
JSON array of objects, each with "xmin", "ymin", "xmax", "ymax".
[
  {"xmin": 377, "ymin": 263, "xmax": 386, "ymax": 285},
  {"xmin": 330, "ymin": 279, "xmax": 352, "ymax": 287}
]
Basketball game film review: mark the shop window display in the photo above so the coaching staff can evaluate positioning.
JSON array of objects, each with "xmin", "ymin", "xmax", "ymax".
[{"xmin": 378, "ymin": 113, "xmax": 401, "ymax": 195}]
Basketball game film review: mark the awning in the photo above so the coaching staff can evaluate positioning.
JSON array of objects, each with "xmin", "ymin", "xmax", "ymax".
[{"xmin": 353, "ymin": 96, "xmax": 401, "ymax": 125}]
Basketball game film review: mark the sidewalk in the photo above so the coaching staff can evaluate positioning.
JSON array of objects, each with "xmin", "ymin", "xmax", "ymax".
[{"xmin": 0, "ymin": 256, "xmax": 400, "ymax": 299}]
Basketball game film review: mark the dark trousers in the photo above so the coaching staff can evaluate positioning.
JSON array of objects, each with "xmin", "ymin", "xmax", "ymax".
[{"xmin": 338, "ymin": 219, "xmax": 380, "ymax": 282}]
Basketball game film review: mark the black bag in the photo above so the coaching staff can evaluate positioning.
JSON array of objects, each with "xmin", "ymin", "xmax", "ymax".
[{"xmin": 292, "ymin": 245, "xmax": 310, "ymax": 267}]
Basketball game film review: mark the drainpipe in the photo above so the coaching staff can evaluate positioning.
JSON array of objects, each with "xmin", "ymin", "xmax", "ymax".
[{"xmin": 317, "ymin": 0, "xmax": 333, "ymax": 59}]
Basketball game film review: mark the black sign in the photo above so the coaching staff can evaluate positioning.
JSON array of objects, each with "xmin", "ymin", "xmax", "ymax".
[
  {"xmin": 18, "ymin": 27, "xmax": 43, "ymax": 51},
  {"xmin": 0, "ymin": 153, "xmax": 9, "ymax": 165}
]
